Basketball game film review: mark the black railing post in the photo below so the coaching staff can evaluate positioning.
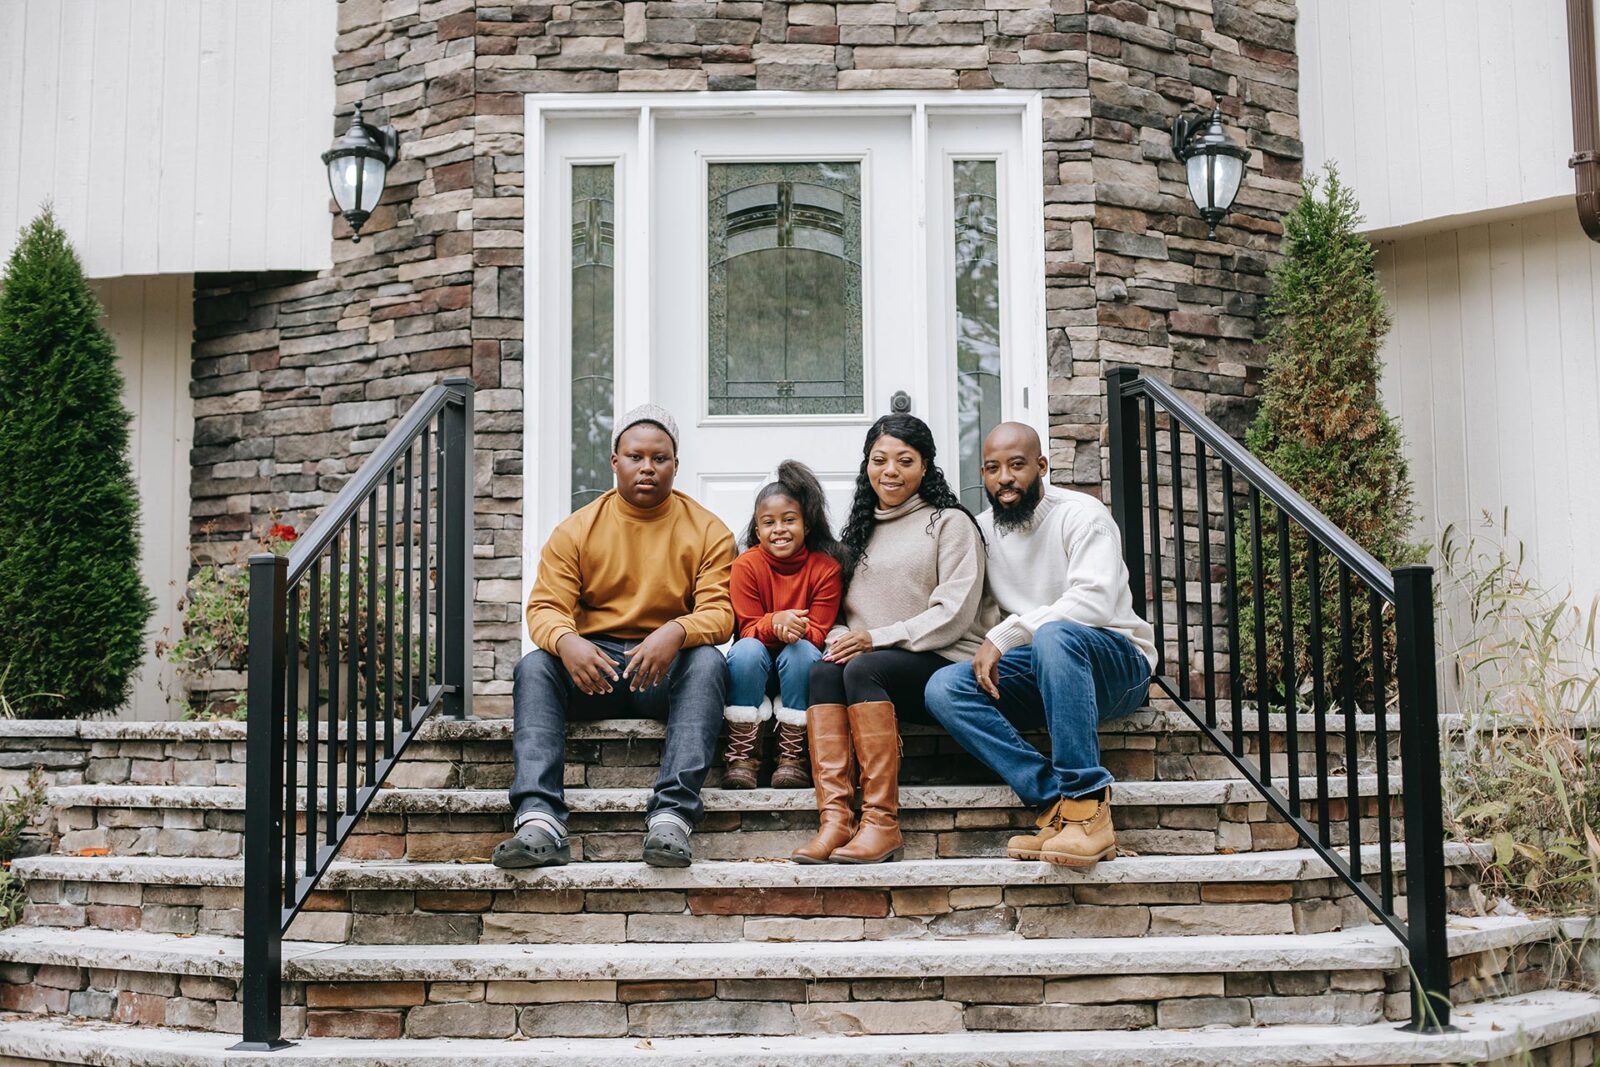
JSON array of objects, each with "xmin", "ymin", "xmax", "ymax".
[
  {"xmin": 441, "ymin": 376, "xmax": 475, "ymax": 720},
  {"xmin": 1393, "ymin": 563, "xmax": 1452, "ymax": 1032},
  {"xmin": 1105, "ymin": 367, "xmax": 1146, "ymax": 619},
  {"xmin": 234, "ymin": 553, "xmax": 293, "ymax": 1051}
]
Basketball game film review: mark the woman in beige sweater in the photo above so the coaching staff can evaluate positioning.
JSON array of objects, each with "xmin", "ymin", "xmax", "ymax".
[{"xmin": 794, "ymin": 414, "xmax": 986, "ymax": 865}]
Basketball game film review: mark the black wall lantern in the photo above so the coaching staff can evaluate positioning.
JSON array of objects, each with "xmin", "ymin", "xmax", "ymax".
[
  {"xmin": 1171, "ymin": 105, "xmax": 1250, "ymax": 238},
  {"xmin": 321, "ymin": 104, "xmax": 399, "ymax": 242}
]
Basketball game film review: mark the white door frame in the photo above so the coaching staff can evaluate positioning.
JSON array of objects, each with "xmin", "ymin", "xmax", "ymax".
[{"xmin": 522, "ymin": 91, "xmax": 1048, "ymax": 636}]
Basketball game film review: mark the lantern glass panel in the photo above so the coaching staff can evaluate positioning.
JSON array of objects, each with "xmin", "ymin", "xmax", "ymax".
[
  {"xmin": 358, "ymin": 156, "xmax": 386, "ymax": 212},
  {"xmin": 329, "ymin": 156, "xmax": 361, "ymax": 214},
  {"xmin": 1211, "ymin": 153, "xmax": 1245, "ymax": 212}
]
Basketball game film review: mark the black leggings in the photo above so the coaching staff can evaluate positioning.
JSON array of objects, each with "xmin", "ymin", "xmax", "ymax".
[{"xmin": 808, "ymin": 649, "xmax": 949, "ymax": 724}]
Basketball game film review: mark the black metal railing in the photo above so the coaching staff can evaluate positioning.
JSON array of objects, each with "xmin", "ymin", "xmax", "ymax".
[
  {"xmin": 1105, "ymin": 367, "xmax": 1450, "ymax": 1031},
  {"xmin": 235, "ymin": 377, "xmax": 474, "ymax": 1050}
]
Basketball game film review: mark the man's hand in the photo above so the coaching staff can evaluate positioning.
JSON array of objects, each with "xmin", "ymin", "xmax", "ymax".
[
  {"xmin": 555, "ymin": 633, "xmax": 620, "ymax": 696},
  {"xmin": 771, "ymin": 608, "xmax": 809, "ymax": 644},
  {"xmin": 972, "ymin": 638, "xmax": 1002, "ymax": 701},
  {"xmin": 823, "ymin": 629, "xmax": 873, "ymax": 664},
  {"xmin": 623, "ymin": 622, "xmax": 687, "ymax": 692}
]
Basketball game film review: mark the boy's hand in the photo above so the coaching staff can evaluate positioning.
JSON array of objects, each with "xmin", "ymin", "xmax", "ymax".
[
  {"xmin": 771, "ymin": 608, "xmax": 809, "ymax": 644},
  {"xmin": 555, "ymin": 634, "xmax": 620, "ymax": 696},
  {"xmin": 622, "ymin": 622, "xmax": 687, "ymax": 692}
]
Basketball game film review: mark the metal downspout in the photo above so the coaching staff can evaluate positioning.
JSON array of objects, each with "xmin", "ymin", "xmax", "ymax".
[{"xmin": 1569, "ymin": 0, "xmax": 1600, "ymax": 239}]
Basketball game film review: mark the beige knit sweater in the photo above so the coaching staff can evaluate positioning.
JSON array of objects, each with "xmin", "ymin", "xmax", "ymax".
[{"xmin": 828, "ymin": 497, "xmax": 986, "ymax": 662}]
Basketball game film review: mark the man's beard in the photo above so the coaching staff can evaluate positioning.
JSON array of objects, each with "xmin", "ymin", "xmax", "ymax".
[{"xmin": 988, "ymin": 478, "xmax": 1044, "ymax": 533}]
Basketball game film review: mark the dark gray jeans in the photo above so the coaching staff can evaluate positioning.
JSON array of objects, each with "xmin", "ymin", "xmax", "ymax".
[{"xmin": 509, "ymin": 636, "xmax": 727, "ymax": 828}]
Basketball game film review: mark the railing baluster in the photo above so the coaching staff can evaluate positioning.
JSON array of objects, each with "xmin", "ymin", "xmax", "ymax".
[
  {"xmin": 1277, "ymin": 514, "xmax": 1299, "ymax": 814},
  {"xmin": 1248, "ymin": 487, "xmax": 1269, "ymax": 786},
  {"xmin": 326, "ymin": 535, "xmax": 340, "ymax": 848},
  {"xmin": 284, "ymin": 583, "xmax": 299, "ymax": 898},
  {"xmin": 1340, "ymin": 567, "xmax": 1361, "ymax": 881},
  {"xmin": 1369, "ymin": 589, "xmax": 1395, "ymax": 913},
  {"xmin": 366, "ymin": 493, "xmax": 379, "ymax": 780},
  {"xmin": 346, "ymin": 514, "xmax": 360, "ymax": 815},
  {"xmin": 441, "ymin": 378, "xmax": 475, "ymax": 719},
  {"xmin": 306, "ymin": 559, "xmax": 320, "ymax": 878},
  {"xmin": 404, "ymin": 445, "xmax": 414, "ymax": 723},
  {"xmin": 1308, "ymin": 541, "xmax": 1331, "ymax": 847},
  {"xmin": 1170, "ymin": 421, "xmax": 1189, "ymax": 700},
  {"xmin": 1223, "ymin": 463, "xmax": 1243, "ymax": 753},
  {"xmin": 385, "ymin": 467, "xmax": 397, "ymax": 758},
  {"xmin": 1143, "ymin": 396, "xmax": 1165, "ymax": 675},
  {"xmin": 420, "ymin": 424, "xmax": 432, "ymax": 695},
  {"xmin": 1195, "ymin": 440, "xmax": 1216, "ymax": 728},
  {"xmin": 435, "ymin": 414, "xmax": 448, "ymax": 694}
]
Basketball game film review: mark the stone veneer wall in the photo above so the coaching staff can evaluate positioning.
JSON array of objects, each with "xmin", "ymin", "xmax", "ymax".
[{"xmin": 188, "ymin": 0, "xmax": 1302, "ymax": 716}]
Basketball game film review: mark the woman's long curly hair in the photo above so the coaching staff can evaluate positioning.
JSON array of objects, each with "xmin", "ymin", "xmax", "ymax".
[
  {"xmin": 740, "ymin": 460, "xmax": 847, "ymax": 565},
  {"xmin": 838, "ymin": 414, "xmax": 979, "ymax": 582}
]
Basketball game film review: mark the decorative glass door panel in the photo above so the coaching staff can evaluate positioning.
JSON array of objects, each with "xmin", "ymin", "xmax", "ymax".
[
  {"xmin": 707, "ymin": 162, "xmax": 864, "ymax": 416},
  {"xmin": 655, "ymin": 115, "xmax": 919, "ymax": 532},
  {"xmin": 952, "ymin": 159, "xmax": 1002, "ymax": 511},
  {"xmin": 570, "ymin": 164, "xmax": 616, "ymax": 509}
]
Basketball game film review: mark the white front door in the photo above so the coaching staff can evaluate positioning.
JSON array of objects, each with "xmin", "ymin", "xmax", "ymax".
[
  {"xmin": 653, "ymin": 114, "xmax": 917, "ymax": 528},
  {"xmin": 524, "ymin": 94, "xmax": 1048, "ymax": 617}
]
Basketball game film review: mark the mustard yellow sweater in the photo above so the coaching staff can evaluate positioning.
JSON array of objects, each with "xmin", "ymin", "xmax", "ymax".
[{"xmin": 525, "ymin": 490, "xmax": 736, "ymax": 650}]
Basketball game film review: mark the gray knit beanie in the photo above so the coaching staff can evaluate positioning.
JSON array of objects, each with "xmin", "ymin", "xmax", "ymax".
[{"xmin": 612, "ymin": 403, "xmax": 680, "ymax": 453}]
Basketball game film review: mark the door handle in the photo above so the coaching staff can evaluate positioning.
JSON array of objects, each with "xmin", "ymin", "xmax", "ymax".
[{"xmin": 889, "ymin": 390, "xmax": 912, "ymax": 414}]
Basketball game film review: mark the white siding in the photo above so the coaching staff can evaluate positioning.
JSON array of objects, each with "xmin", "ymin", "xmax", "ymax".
[
  {"xmin": 92, "ymin": 276, "xmax": 196, "ymax": 721},
  {"xmin": 1300, "ymin": 0, "xmax": 1574, "ymax": 235},
  {"xmin": 1375, "ymin": 205, "xmax": 1600, "ymax": 605},
  {"xmin": 0, "ymin": 0, "xmax": 336, "ymax": 278}
]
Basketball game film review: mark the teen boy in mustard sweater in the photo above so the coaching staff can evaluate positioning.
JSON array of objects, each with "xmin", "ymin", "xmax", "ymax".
[{"xmin": 494, "ymin": 405, "xmax": 736, "ymax": 870}]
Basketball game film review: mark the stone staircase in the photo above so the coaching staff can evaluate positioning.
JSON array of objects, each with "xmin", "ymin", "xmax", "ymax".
[{"xmin": 1, "ymin": 714, "xmax": 1598, "ymax": 1065}]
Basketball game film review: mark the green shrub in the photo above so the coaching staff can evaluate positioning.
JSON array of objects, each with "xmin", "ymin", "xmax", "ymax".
[
  {"xmin": 1234, "ymin": 166, "xmax": 1424, "ymax": 706},
  {"xmin": 0, "ymin": 210, "xmax": 153, "ymax": 718}
]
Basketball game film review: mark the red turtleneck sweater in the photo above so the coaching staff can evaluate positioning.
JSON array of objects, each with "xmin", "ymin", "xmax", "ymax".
[{"xmin": 729, "ymin": 545, "xmax": 843, "ymax": 650}]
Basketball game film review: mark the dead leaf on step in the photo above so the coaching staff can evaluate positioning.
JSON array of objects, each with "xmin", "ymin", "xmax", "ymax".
[
  {"xmin": 635, "ymin": 1039, "xmax": 654, "ymax": 1049},
  {"xmin": 1491, "ymin": 1023, "xmax": 1503, "ymax": 1031},
  {"xmin": 174, "ymin": 933, "xmax": 193, "ymax": 939},
  {"xmin": 507, "ymin": 1033, "xmax": 528, "ymax": 1041},
  {"xmin": 75, "ymin": 848, "xmax": 109, "ymax": 857}
]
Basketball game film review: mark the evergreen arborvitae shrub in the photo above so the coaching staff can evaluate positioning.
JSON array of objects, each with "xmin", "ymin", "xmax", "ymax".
[
  {"xmin": 1235, "ymin": 166, "xmax": 1424, "ymax": 707},
  {"xmin": 0, "ymin": 210, "xmax": 152, "ymax": 718}
]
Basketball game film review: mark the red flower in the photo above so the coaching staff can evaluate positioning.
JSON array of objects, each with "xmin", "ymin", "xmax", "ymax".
[{"xmin": 269, "ymin": 523, "xmax": 298, "ymax": 543}]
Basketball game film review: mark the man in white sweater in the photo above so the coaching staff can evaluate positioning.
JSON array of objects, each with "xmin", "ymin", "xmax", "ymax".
[{"xmin": 924, "ymin": 422, "xmax": 1157, "ymax": 868}]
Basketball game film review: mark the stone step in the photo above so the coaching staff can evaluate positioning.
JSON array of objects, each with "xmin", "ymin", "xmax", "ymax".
[
  {"xmin": 0, "ymin": 989, "xmax": 1596, "ymax": 1065},
  {"xmin": 0, "ymin": 917, "xmax": 1558, "ymax": 1039},
  {"xmin": 44, "ymin": 777, "xmax": 1406, "ymax": 862},
  {"xmin": 15, "ymin": 845, "xmax": 1486, "ymax": 946},
  {"xmin": 2, "ymin": 710, "xmax": 1405, "ymax": 792}
]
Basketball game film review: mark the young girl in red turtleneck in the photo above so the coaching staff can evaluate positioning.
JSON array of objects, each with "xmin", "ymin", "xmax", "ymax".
[{"xmin": 720, "ymin": 461, "xmax": 845, "ymax": 790}]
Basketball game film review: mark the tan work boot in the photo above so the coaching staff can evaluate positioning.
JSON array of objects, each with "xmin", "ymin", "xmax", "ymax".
[
  {"xmin": 790, "ymin": 704, "xmax": 856, "ymax": 863},
  {"xmin": 830, "ymin": 701, "xmax": 903, "ymax": 864},
  {"xmin": 1038, "ymin": 795, "xmax": 1117, "ymax": 868},
  {"xmin": 1007, "ymin": 797, "xmax": 1067, "ymax": 861}
]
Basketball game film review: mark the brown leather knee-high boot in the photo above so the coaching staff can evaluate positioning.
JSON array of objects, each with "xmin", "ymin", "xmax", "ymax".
[
  {"xmin": 790, "ymin": 704, "xmax": 857, "ymax": 863},
  {"xmin": 830, "ymin": 701, "xmax": 903, "ymax": 864}
]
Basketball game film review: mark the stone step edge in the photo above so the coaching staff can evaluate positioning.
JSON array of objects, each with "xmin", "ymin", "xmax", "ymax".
[
  {"xmin": 0, "ymin": 707, "xmax": 1415, "ymax": 743},
  {"xmin": 13, "ymin": 842, "xmax": 1491, "ymax": 892},
  {"xmin": 3, "ymin": 989, "xmax": 1597, "ymax": 1067},
  {"xmin": 0, "ymin": 915, "xmax": 1554, "ymax": 984},
  {"xmin": 44, "ymin": 775, "xmax": 1395, "ymax": 814}
]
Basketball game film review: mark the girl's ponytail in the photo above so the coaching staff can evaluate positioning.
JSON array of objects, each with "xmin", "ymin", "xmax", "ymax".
[{"xmin": 738, "ymin": 460, "xmax": 849, "ymax": 567}]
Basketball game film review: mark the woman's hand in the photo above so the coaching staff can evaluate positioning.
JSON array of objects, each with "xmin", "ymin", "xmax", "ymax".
[
  {"xmin": 771, "ymin": 609, "xmax": 809, "ymax": 644},
  {"xmin": 823, "ymin": 629, "xmax": 873, "ymax": 664}
]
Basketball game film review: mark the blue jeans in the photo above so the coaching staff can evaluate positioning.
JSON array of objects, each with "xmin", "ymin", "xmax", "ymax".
[
  {"xmin": 725, "ymin": 637, "xmax": 823, "ymax": 712},
  {"xmin": 509, "ymin": 637, "xmax": 726, "ymax": 827},
  {"xmin": 924, "ymin": 620, "xmax": 1151, "ymax": 810}
]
